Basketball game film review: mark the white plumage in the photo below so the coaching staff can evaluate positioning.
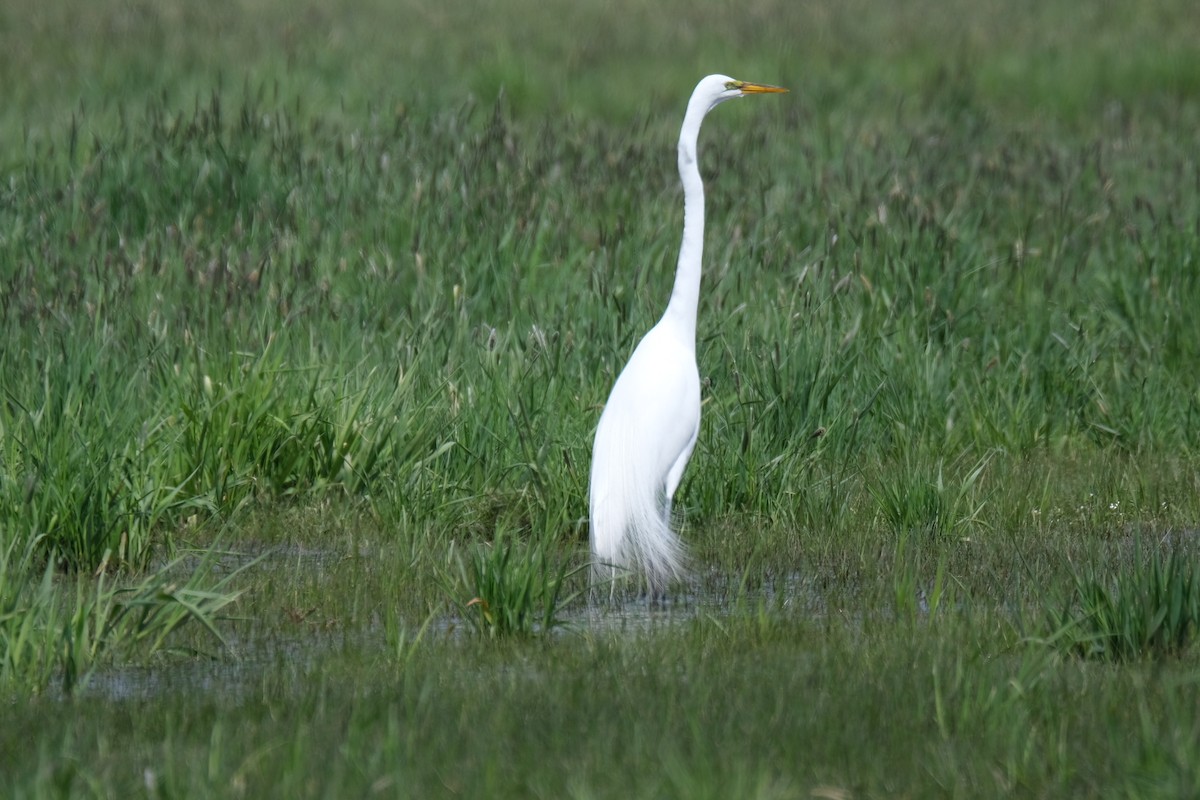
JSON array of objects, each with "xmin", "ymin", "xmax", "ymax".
[{"xmin": 589, "ymin": 74, "xmax": 787, "ymax": 594}]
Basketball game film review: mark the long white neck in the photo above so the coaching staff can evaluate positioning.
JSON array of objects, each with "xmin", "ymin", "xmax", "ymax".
[{"xmin": 660, "ymin": 99, "xmax": 710, "ymax": 347}]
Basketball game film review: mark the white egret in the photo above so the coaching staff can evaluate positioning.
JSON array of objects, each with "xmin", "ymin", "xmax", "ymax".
[{"xmin": 589, "ymin": 74, "xmax": 787, "ymax": 594}]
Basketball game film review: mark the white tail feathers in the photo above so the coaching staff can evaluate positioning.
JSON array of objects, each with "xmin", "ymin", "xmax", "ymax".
[
  {"xmin": 589, "ymin": 421, "xmax": 687, "ymax": 594},
  {"xmin": 588, "ymin": 322, "xmax": 700, "ymax": 596}
]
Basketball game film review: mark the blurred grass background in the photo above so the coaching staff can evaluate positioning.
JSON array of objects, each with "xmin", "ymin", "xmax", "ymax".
[{"xmin": 4, "ymin": 0, "xmax": 1199, "ymax": 132}]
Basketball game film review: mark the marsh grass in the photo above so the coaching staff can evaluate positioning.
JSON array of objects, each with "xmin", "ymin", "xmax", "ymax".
[
  {"xmin": 448, "ymin": 529, "xmax": 587, "ymax": 637},
  {"xmin": 1045, "ymin": 544, "xmax": 1200, "ymax": 661},
  {"xmin": 1, "ymin": 0, "xmax": 1200, "ymax": 795},
  {"xmin": 0, "ymin": 537, "xmax": 247, "ymax": 694}
]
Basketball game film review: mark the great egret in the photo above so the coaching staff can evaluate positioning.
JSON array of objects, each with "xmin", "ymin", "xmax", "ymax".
[{"xmin": 589, "ymin": 74, "xmax": 787, "ymax": 595}]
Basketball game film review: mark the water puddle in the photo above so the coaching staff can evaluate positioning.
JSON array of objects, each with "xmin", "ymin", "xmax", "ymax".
[{"xmin": 75, "ymin": 555, "xmax": 836, "ymax": 702}]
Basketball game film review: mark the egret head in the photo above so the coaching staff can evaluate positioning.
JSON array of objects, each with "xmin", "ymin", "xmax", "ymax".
[{"xmin": 699, "ymin": 74, "xmax": 788, "ymax": 113}]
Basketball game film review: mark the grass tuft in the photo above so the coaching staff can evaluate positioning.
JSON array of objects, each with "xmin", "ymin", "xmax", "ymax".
[
  {"xmin": 447, "ymin": 529, "xmax": 584, "ymax": 637},
  {"xmin": 1044, "ymin": 544, "xmax": 1200, "ymax": 661},
  {"xmin": 0, "ymin": 537, "xmax": 249, "ymax": 694}
]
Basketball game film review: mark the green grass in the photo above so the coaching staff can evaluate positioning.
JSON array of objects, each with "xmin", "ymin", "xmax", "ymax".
[
  {"xmin": 1046, "ymin": 544, "xmax": 1200, "ymax": 661},
  {"xmin": 448, "ymin": 527, "xmax": 586, "ymax": 637},
  {"xmin": 2, "ymin": 0, "xmax": 1200, "ymax": 796},
  {"xmin": 0, "ymin": 536, "xmax": 246, "ymax": 696}
]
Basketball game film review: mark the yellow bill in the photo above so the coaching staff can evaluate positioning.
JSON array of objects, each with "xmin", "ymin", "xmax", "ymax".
[{"xmin": 734, "ymin": 81, "xmax": 788, "ymax": 94}]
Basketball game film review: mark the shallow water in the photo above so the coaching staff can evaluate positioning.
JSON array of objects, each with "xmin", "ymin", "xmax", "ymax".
[
  {"xmin": 77, "ymin": 564, "xmax": 841, "ymax": 702},
  {"xmin": 563, "ymin": 571, "xmax": 828, "ymax": 631}
]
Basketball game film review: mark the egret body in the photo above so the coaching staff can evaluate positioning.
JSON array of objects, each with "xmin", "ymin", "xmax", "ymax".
[{"xmin": 589, "ymin": 74, "xmax": 787, "ymax": 594}]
